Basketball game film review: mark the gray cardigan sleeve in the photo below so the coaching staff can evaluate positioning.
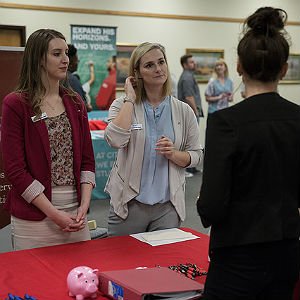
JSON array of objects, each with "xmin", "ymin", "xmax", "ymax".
[{"xmin": 104, "ymin": 97, "xmax": 132, "ymax": 148}]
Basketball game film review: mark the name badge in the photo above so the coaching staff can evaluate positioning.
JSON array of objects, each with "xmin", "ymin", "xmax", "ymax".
[
  {"xmin": 131, "ymin": 123, "xmax": 143, "ymax": 130},
  {"xmin": 31, "ymin": 112, "xmax": 48, "ymax": 123}
]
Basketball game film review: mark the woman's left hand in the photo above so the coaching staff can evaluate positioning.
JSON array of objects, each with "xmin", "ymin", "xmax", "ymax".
[
  {"xmin": 63, "ymin": 206, "xmax": 88, "ymax": 232},
  {"xmin": 155, "ymin": 136, "xmax": 175, "ymax": 160},
  {"xmin": 76, "ymin": 206, "xmax": 88, "ymax": 223}
]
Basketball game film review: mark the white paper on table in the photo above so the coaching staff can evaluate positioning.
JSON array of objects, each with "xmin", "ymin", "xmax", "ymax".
[{"xmin": 130, "ymin": 228, "xmax": 199, "ymax": 246}]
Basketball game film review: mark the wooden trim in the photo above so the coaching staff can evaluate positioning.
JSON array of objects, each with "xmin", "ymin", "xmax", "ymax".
[
  {"xmin": 1, "ymin": 2, "xmax": 300, "ymax": 26},
  {"xmin": 117, "ymin": 42, "xmax": 139, "ymax": 47},
  {"xmin": 186, "ymin": 48, "xmax": 224, "ymax": 54}
]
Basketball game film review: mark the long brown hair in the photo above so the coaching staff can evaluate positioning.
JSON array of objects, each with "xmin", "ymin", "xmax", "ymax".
[
  {"xmin": 16, "ymin": 29, "xmax": 73, "ymax": 114},
  {"xmin": 128, "ymin": 42, "xmax": 172, "ymax": 104}
]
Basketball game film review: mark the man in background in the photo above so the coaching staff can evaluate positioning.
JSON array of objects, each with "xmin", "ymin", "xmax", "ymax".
[
  {"xmin": 177, "ymin": 54, "xmax": 203, "ymax": 176},
  {"xmin": 96, "ymin": 55, "xmax": 116, "ymax": 110},
  {"xmin": 66, "ymin": 44, "xmax": 92, "ymax": 111}
]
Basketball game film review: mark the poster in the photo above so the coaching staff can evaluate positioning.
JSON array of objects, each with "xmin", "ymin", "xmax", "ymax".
[
  {"xmin": 90, "ymin": 130, "xmax": 117, "ymax": 200},
  {"xmin": 0, "ymin": 47, "xmax": 23, "ymax": 228},
  {"xmin": 71, "ymin": 25, "xmax": 117, "ymax": 109}
]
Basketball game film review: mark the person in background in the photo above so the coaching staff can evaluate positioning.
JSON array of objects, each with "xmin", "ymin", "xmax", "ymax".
[
  {"xmin": 104, "ymin": 42, "xmax": 202, "ymax": 236},
  {"xmin": 96, "ymin": 55, "xmax": 117, "ymax": 110},
  {"xmin": 197, "ymin": 7, "xmax": 300, "ymax": 299},
  {"xmin": 1, "ymin": 29, "xmax": 95, "ymax": 250},
  {"xmin": 205, "ymin": 58, "xmax": 233, "ymax": 115},
  {"xmin": 82, "ymin": 61, "xmax": 95, "ymax": 111},
  {"xmin": 66, "ymin": 44, "xmax": 92, "ymax": 112},
  {"xmin": 177, "ymin": 54, "xmax": 203, "ymax": 176},
  {"xmin": 240, "ymin": 81, "xmax": 246, "ymax": 98}
]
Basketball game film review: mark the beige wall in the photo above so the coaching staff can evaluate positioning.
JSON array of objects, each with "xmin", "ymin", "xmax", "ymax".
[{"xmin": 1, "ymin": 0, "xmax": 300, "ymax": 145}]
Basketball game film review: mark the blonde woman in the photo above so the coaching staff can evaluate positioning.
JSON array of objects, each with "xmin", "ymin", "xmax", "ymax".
[
  {"xmin": 205, "ymin": 58, "xmax": 233, "ymax": 114},
  {"xmin": 104, "ymin": 42, "xmax": 202, "ymax": 236}
]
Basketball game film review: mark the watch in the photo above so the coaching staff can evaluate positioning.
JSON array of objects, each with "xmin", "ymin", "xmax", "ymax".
[{"xmin": 123, "ymin": 96, "xmax": 135, "ymax": 105}]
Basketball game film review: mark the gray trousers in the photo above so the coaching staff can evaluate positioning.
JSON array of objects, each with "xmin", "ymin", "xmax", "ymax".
[{"xmin": 108, "ymin": 199, "xmax": 181, "ymax": 237}]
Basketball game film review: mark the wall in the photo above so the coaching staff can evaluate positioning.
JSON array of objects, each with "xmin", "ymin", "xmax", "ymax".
[{"xmin": 0, "ymin": 0, "xmax": 300, "ymax": 145}]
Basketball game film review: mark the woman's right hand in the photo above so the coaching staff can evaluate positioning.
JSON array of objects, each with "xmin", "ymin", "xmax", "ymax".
[
  {"xmin": 219, "ymin": 93, "xmax": 227, "ymax": 100},
  {"xmin": 124, "ymin": 76, "xmax": 137, "ymax": 102},
  {"xmin": 31, "ymin": 194, "xmax": 85, "ymax": 232}
]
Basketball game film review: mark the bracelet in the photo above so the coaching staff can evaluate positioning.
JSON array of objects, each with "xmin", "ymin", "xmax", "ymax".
[{"xmin": 123, "ymin": 96, "xmax": 135, "ymax": 105}]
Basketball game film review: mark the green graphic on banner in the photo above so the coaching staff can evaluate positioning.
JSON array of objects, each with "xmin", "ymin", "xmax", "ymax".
[{"xmin": 71, "ymin": 25, "xmax": 117, "ymax": 109}]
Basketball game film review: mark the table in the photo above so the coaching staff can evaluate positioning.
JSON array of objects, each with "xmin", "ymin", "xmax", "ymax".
[
  {"xmin": 91, "ymin": 130, "xmax": 116, "ymax": 200},
  {"xmin": 0, "ymin": 228, "xmax": 299, "ymax": 300},
  {"xmin": 0, "ymin": 228, "xmax": 209, "ymax": 300}
]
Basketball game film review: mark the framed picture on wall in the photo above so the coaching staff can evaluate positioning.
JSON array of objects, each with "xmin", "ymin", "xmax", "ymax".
[
  {"xmin": 186, "ymin": 48, "xmax": 224, "ymax": 83},
  {"xmin": 281, "ymin": 53, "xmax": 300, "ymax": 84},
  {"xmin": 116, "ymin": 43, "xmax": 137, "ymax": 90}
]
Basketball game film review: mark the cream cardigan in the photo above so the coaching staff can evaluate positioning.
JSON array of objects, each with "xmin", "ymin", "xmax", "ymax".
[{"xmin": 104, "ymin": 96, "xmax": 202, "ymax": 221}]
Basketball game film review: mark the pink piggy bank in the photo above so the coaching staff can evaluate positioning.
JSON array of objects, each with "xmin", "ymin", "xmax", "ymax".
[{"xmin": 67, "ymin": 266, "xmax": 99, "ymax": 300}]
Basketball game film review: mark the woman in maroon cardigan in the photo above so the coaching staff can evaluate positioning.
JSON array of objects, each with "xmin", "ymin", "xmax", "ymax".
[{"xmin": 1, "ymin": 29, "xmax": 95, "ymax": 250}]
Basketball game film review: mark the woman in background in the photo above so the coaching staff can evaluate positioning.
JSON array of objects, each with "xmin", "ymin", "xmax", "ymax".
[
  {"xmin": 82, "ymin": 61, "xmax": 95, "ymax": 112},
  {"xmin": 205, "ymin": 58, "xmax": 233, "ymax": 114},
  {"xmin": 1, "ymin": 29, "xmax": 95, "ymax": 250},
  {"xmin": 105, "ymin": 42, "xmax": 202, "ymax": 236},
  {"xmin": 198, "ymin": 7, "xmax": 300, "ymax": 299}
]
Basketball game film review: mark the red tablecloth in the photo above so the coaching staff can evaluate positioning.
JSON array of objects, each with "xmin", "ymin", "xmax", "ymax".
[{"xmin": 0, "ymin": 228, "xmax": 209, "ymax": 299}]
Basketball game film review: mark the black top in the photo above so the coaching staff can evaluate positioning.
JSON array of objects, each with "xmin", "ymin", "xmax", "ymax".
[{"xmin": 198, "ymin": 92, "xmax": 300, "ymax": 249}]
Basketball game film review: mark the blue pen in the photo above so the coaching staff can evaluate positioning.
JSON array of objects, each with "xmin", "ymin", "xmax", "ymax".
[
  {"xmin": 7, "ymin": 294, "xmax": 15, "ymax": 300},
  {"xmin": 24, "ymin": 295, "xmax": 37, "ymax": 300}
]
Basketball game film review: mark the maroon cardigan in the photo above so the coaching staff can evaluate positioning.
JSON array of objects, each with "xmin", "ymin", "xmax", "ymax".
[{"xmin": 1, "ymin": 89, "xmax": 95, "ymax": 220}]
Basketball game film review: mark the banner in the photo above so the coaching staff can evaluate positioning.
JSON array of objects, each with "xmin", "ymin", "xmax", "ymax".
[
  {"xmin": 0, "ymin": 47, "xmax": 23, "ymax": 228},
  {"xmin": 71, "ymin": 25, "xmax": 117, "ymax": 110}
]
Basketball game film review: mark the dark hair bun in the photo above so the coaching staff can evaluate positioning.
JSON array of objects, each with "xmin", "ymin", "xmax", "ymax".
[{"xmin": 246, "ymin": 7, "xmax": 287, "ymax": 36}]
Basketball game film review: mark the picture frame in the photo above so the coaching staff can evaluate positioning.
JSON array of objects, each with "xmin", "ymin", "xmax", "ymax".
[
  {"xmin": 281, "ymin": 53, "xmax": 300, "ymax": 84},
  {"xmin": 186, "ymin": 48, "xmax": 224, "ymax": 83},
  {"xmin": 116, "ymin": 43, "xmax": 137, "ymax": 90}
]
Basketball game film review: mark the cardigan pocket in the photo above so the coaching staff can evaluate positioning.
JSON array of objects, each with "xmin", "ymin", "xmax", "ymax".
[{"xmin": 105, "ymin": 164, "xmax": 125, "ymax": 199}]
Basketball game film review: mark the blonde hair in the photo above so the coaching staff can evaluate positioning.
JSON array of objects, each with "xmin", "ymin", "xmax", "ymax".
[
  {"xmin": 214, "ymin": 58, "xmax": 229, "ymax": 78},
  {"xmin": 129, "ymin": 42, "xmax": 172, "ymax": 103}
]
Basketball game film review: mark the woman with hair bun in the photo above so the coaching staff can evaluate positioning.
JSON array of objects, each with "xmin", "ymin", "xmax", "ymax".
[{"xmin": 198, "ymin": 7, "xmax": 300, "ymax": 299}]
